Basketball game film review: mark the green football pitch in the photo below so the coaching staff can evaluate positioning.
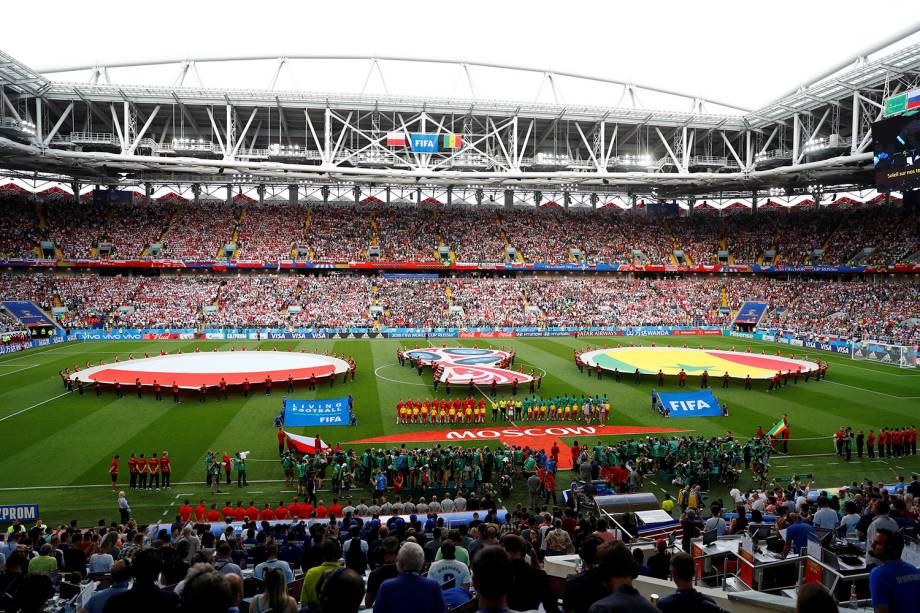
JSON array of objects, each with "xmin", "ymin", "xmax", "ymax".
[{"xmin": 1, "ymin": 335, "xmax": 918, "ymax": 527}]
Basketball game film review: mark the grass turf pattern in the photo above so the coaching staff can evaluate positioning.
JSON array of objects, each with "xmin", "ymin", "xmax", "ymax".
[{"xmin": 0, "ymin": 335, "xmax": 918, "ymax": 526}]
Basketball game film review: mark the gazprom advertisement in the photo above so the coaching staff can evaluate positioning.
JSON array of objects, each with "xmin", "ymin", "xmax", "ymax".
[
  {"xmin": 656, "ymin": 391, "xmax": 722, "ymax": 418},
  {"xmin": 409, "ymin": 133, "xmax": 439, "ymax": 153},
  {"xmin": 284, "ymin": 397, "xmax": 350, "ymax": 426}
]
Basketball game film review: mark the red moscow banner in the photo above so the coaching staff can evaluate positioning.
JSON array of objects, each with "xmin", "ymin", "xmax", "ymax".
[{"xmin": 346, "ymin": 424, "xmax": 689, "ymax": 468}]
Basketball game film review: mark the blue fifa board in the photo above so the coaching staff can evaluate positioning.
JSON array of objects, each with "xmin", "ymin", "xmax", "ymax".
[
  {"xmin": 657, "ymin": 391, "xmax": 721, "ymax": 418},
  {"xmin": 733, "ymin": 301, "xmax": 768, "ymax": 325},
  {"xmin": 0, "ymin": 504, "xmax": 39, "ymax": 522},
  {"xmin": 284, "ymin": 397, "xmax": 350, "ymax": 426},
  {"xmin": 409, "ymin": 133, "xmax": 439, "ymax": 153}
]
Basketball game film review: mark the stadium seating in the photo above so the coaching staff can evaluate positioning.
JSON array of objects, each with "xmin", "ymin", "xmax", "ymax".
[
  {"xmin": 2, "ymin": 271, "xmax": 916, "ymax": 343},
  {"xmin": 2, "ymin": 195, "xmax": 918, "ymax": 266}
]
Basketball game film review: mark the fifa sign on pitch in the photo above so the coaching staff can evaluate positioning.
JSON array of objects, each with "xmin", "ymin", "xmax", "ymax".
[
  {"xmin": 284, "ymin": 398, "xmax": 350, "ymax": 426},
  {"xmin": 656, "ymin": 391, "xmax": 722, "ymax": 418},
  {"xmin": 409, "ymin": 133, "xmax": 439, "ymax": 153}
]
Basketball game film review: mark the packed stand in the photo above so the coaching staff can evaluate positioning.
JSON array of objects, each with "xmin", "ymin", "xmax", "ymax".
[
  {"xmin": 162, "ymin": 203, "xmax": 238, "ymax": 259},
  {"xmin": 236, "ymin": 204, "xmax": 306, "ymax": 260}
]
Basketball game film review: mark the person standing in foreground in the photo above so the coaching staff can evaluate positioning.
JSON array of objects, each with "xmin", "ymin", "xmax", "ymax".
[
  {"xmin": 869, "ymin": 529, "xmax": 920, "ymax": 613},
  {"xmin": 117, "ymin": 491, "xmax": 131, "ymax": 524},
  {"xmin": 587, "ymin": 541, "xmax": 658, "ymax": 613}
]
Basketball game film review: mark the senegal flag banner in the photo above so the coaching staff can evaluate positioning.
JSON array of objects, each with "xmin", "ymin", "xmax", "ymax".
[
  {"xmin": 442, "ymin": 133, "xmax": 462, "ymax": 149},
  {"xmin": 766, "ymin": 418, "xmax": 787, "ymax": 437}
]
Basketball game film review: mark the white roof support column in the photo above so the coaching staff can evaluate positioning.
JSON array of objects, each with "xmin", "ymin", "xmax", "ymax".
[
  {"xmin": 127, "ymin": 105, "xmax": 160, "ymax": 155},
  {"xmin": 205, "ymin": 107, "xmax": 227, "ymax": 157},
  {"xmin": 850, "ymin": 90, "xmax": 860, "ymax": 155},
  {"xmin": 721, "ymin": 131, "xmax": 743, "ymax": 170},
  {"xmin": 655, "ymin": 127, "xmax": 683, "ymax": 173},
  {"xmin": 43, "ymin": 101, "xmax": 73, "ymax": 146},
  {"xmin": 792, "ymin": 114, "xmax": 800, "ymax": 164},
  {"xmin": 229, "ymin": 108, "xmax": 258, "ymax": 159},
  {"xmin": 34, "ymin": 98, "xmax": 42, "ymax": 143},
  {"xmin": 110, "ymin": 103, "xmax": 126, "ymax": 152},
  {"xmin": 1, "ymin": 88, "xmax": 21, "ymax": 122}
]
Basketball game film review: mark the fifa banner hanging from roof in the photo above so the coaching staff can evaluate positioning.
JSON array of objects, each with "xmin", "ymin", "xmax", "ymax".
[
  {"xmin": 655, "ymin": 391, "xmax": 722, "ymax": 418},
  {"xmin": 409, "ymin": 133, "xmax": 439, "ymax": 153},
  {"xmin": 284, "ymin": 397, "xmax": 350, "ymax": 427}
]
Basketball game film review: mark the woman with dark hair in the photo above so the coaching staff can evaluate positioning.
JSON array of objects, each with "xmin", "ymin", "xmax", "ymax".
[{"xmin": 729, "ymin": 504, "xmax": 749, "ymax": 535}]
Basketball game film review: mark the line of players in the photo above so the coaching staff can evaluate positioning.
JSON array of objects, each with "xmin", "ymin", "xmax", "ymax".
[
  {"xmin": 107, "ymin": 452, "xmax": 173, "ymax": 492},
  {"xmin": 396, "ymin": 395, "xmax": 612, "ymax": 424}
]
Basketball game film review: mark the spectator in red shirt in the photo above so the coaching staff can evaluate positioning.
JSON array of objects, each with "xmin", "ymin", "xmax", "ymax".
[
  {"xmin": 222, "ymin": 502, "xmax": 235, "ymax": 522},
  {"xmin": 234, "ymin": 503, "xmax": 248, "ymax": 523},
  {"xmin": 328, "ymin": 498, "xmax": 343, "ymax": 518},
  {"xmin": 315, "ymin": 501, "xmax": 328, "ymax": 518},
  {"xmin": 246, "ymin": 501, "xmax": 260, "ymax": 519},
  {"xmin": 260, "ymin": 504, "xmax": 275, "ymax": 521},
  {"xmin": 195, "ymin": 500, "xmax": 207, "ymax": 521},
  {"xmin": 300, "ymin": 501, "xmax": 314, "ymax": 518},
  {"xmin": 288, "ymin": 498, "xmax": 301, "ymax": 519},
  {"xmin": 206, "ymin": 504, "xmax": 221, "ymax": 523}
]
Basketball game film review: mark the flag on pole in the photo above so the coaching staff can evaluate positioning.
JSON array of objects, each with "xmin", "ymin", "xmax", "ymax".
[
  {"xmin": 284, "ymin": 431, "xmax": 330, "ymax": 455},
  {"xmin": 442, "ymin": 133, "xmax": 463, "ymax": 149},
  {"xmin": 766, "ymin": 418, "xmax": 787, "ymax": 438},
  {"xmin": 386, "ymin": 131, "xmax": 406, "ymax": 147}
]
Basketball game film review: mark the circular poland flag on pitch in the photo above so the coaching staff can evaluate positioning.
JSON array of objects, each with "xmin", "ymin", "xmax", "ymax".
[{"xmin": 69, "ymin": 352, "xmax": 351, "ymax": 389}]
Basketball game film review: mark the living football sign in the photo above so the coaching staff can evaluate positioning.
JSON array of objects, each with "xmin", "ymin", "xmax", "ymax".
[
  {"xmin": 284, "ymin": 397, "xmax": 350, "ymax": 426},
  {"xmin": 656, "ymin": 391, "xmax": 722, "ymax": 418}
]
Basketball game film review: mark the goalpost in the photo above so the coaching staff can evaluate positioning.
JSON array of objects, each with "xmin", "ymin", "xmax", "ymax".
[{"xmin": 851, "ymin": 340, "xmax": 919, "ymax": 369}]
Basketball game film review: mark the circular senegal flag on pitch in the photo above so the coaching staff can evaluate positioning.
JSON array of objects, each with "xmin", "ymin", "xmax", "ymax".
[{"xmin": 580, "ymin": 347, "xmax": 818, "ymax": 380}]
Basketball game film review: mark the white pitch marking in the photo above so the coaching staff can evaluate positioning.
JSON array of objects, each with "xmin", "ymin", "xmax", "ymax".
[
  {"xmin": 0, "ymin": 364, "xmax": 39, "ymax": 376},
  {"xmin": 0, "ymin": 391, "xmax": 70, "ymax": 424},
  {"xmin": 823, "ymin": 380, "xmax": 920, "ymax": 399}
]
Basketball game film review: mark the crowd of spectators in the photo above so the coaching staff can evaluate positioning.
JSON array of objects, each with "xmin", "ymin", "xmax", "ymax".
[
  {"xmin": 4, "ymin": 429, "xmax": 920, "ymax": 612},
  {"xmin": 236, "ymin": 204, "xmax": 307, "ymax": 260},
  {"xmin": 1, "ymin": 272, "xmax": 916, "ymax": 342},
  {"xmin": 1, "ymin": 195, "xmax": 918, "ymax": 266},
  {"xmin": 162, "ymin": 203, "xmax": 239, "ymax": 260}
]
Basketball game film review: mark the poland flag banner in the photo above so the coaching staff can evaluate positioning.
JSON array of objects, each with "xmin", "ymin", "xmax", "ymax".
[
  {"xmin": 386, "ymin": 131, "xmax": 406, "ymax": 146},
  {"xmin": 284, "ymin": 431, "xmax": 330, "ymax": 454}
]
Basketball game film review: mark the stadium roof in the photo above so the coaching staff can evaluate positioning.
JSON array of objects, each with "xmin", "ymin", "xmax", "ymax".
[{"xmin": 0, "ymin": 6, "xmax": 918, "ymax": 198}]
